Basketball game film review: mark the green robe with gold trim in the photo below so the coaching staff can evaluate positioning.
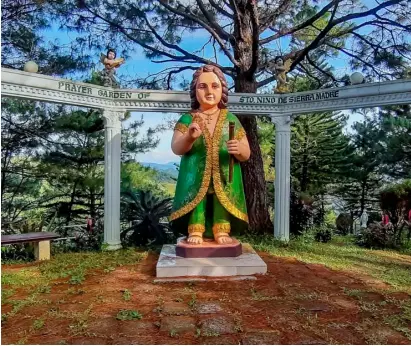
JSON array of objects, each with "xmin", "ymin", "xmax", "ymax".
[{"xmin": 169, "ymin": 109, "xmax": 248, "ymax": 237}]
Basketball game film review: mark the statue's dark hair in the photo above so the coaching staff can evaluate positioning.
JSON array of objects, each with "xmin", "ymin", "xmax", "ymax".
[
  {"xmin": 274, "ymin": 55, "xmax": 283, "ymax": 63},
  {"xmin": 107, "ymin": 48, "xmax": 116, "ymax": 59},
  {"xmin": 190, "ymin": 65, "xmax": 228, "ymax": 110}
]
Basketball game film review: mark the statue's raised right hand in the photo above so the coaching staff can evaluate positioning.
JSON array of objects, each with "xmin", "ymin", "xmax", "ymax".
[{"xmin": 188, "ymin": 122, "xmax": 202, "ymax": 140}]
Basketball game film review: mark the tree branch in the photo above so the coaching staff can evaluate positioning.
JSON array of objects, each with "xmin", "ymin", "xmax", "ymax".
[
  {"xmin": 325, "ymin": 42, "xmax": 387, "ymax": 78},
  {"xmin": 159, "ymin": 0, "xmax": 239, "ymax": 66},
  {"xmin": 247, "ymin": 0, "xmax": 260, "ymax": 76},
  {"xmin": 209, "ymin": 0, "xmax": 233, "ymax": 19},
  {"xmin": 195, "ymin": 0, "xmax": 233, "ymax": 40},
  {"xmin": 82, "ymin": 2, "xmax": 223, "ymax": 69},
  {"xmin": 259, "ymin": 0, "xmax": 294, "ymax": 33},
  {"xmin": 305, "ymin": 54, "xmax": 339, "ymax": 85},
  {"xmin": 290, "ymin": 0, "xmax": 402, "ymax": 70},
  {"xmin": 166, "ymin": 66, "xmax": 198, "ymax": 90},
  {"xmin": 257, "ymin": 75, "xmax": 276, "ymax": 88},
  {"xmin": 260, "ymin": 0, "xmax": 337, "ymax": 44}
]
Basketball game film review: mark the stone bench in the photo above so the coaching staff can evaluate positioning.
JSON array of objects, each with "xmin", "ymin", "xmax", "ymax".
[{"xmin": 1, "ymin": 232, "xmax": 60, "ymax": 261}]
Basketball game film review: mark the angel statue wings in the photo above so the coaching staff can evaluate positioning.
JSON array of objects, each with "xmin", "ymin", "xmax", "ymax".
[
  {"xmin": 99, "ymin": 48, "xmax": 125, "ymax": 88},
  {"xmin": 273, "ymin": 56, "xmax": 292, "ymax": 93}
]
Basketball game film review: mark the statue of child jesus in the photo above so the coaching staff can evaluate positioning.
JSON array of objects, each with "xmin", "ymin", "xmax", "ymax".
[{"xmin": 169, "ymin": 65, "xmax": 250, "ymax": 245}]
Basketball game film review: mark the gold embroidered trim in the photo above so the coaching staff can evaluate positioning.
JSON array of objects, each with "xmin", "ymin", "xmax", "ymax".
[
  {"xmin": 212, "ymin": 110, "xmax": 249, "ymax": 223},
  {"xmin": 235, "ymin": 128, "xmax": 246, "ymax": 141},
  {"xmin": 188, "ymin": 224, "xmax": 205, "ymax": 234},
  {"xmin": 174, "ymin": 123, "xmax": 188, "ymax": 134},
  {"xmin": 169, "ymin": 112, "xmax": 213, "ymax": 221},
  {"xmin": 212, "ymin": 223, "xmax": 231, "ymax": 235}
]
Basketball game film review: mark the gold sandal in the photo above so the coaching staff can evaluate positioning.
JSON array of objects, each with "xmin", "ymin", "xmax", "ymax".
[{"xmin": 187, "ymin": 225, "xmax": 205, "ymax": 244}]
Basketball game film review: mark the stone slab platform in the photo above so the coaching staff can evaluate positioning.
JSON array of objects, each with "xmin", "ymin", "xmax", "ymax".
[{"xmin": 156, "ymin": 243, "xmax": 267, "ymax": 278}]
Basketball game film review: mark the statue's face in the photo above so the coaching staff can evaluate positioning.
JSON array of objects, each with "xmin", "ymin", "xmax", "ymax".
[
  {"xmin": 108, "ymin": 51, "xmax": 115, "ymax": 59},
  {"xmin": 276, "ymin": 58, "xmax": 284, "ymax": 66},
  {"xmin": 196, "ymin": 72, "xmax": 222, "ymax": 109}
]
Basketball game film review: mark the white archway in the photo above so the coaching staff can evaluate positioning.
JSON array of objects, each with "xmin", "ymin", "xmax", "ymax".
[{"xmin": 2, "ymin": 68, "xmax": 411, "ymax": 248}]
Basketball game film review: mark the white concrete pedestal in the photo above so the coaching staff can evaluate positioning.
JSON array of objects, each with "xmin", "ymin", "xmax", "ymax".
[{"xmin": 156, "ymin": 243, "xmax": 267, "ymax": 278}]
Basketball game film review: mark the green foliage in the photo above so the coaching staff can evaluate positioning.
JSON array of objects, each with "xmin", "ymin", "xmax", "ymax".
[
  {"xmin": 314, "ymin": 226, "xmax": 332, "ymax": 243},
  {"xmin": 380, "ymin": 180, "xmax": 411, "ymax": 227},
  {"xmin": 121, "ymin": 190, "xmax": 174, "ymax": 246},
  {"xmin": 356, "ymin": 222, "xmax": 397, "ymax": 249},
  {"xmin": 33, "ymin": 319, "xmax": 45, "ymax": 330},
  {"xmin": 122, "ymin": 289, "xmax": 132, "ymax": 301},
  {"xmin": 336, "ymin": 213, "xmax": 353, "ymax": 235},
  {"xmin": 335, "ymin": 114, "xmax": 384, "ymax": 217},
  {"xmin": 121, "ymin": 162, "xmax": 170, "ymax": 197},
  {"xmin": 116, "ymin": 309, "xmax": 142, "ymax": 321},
  {"xmin": 379, "ymin": 104, "xmax": 411, "ymax": 179}
]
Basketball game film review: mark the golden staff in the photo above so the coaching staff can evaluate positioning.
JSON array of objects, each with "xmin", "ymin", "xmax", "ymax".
[{"xmin": 229, "ymin": 122, "xmax": 235, "ymax": 183}]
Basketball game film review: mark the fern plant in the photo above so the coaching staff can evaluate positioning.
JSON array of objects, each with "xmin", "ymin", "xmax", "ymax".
[{"xmin": 120, "ymin": 190, "xmax": 174, "ymax": 246}]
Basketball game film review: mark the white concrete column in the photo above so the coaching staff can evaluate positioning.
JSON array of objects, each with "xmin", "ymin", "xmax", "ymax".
[
  {"xmin": 271, "ymin": 115, "xmax": 294, "ymax": 241},
  {"xmin": 102, "ymin": 109, "xmax": 125, "ymax": 250}
]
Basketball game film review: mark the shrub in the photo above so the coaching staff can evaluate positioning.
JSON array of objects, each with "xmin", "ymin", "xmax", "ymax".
[
  {"xmin": 290, "ymin": 190, "xmax": 313, "ymax": 236},
  {"xmin": 72, "ymin": 219, "xmax": 104, "ymax": 251},
  {"xmin": 356, "ymin": 222, "xmax": 397, "ymax": 249},
  {"xmin": 336, "ymin": 213, "xmax": 352, "ymax": 235},
  {"xmin": 121, "ymin": 190, "xmax": 174, "ymax": 246},
  {"xmin": 314, "ymin": 227, "xmax": 332, "ymax": 243}
]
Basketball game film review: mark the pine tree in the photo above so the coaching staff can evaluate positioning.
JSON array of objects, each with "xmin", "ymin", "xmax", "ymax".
[
  {"xmin": 334, "ymin": 115, "xmax": 384, "ymax": 220},
  {"xmin": 379, "ymin": 104, "xmax": 411, "ymax": 179}
]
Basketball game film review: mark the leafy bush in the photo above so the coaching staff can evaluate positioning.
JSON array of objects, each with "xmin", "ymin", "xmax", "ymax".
[
  {"xmin": 71, "ymin": 219, "xmax": 104, "ymax": 251},
  {"xmin": 120, "ymin": 190, "xmax": 174, "ymax": 246},
  {"xmin": 290, "ymin": 190, "xmax": 313, "ymax": 236},
  {"xmin": 314, "ymin": 227, "xmax": 332, "ymax": 243},
  {"xmin": 1, "ymin": 244, "xmax": 35, "ymax": 263},
  {"xmin": 356, "ymin": 222, "xmax": 397, "ymax": 249},
  {"xmin": 336, "ymin": 213, "xmax": 352, "ymax": 235}
]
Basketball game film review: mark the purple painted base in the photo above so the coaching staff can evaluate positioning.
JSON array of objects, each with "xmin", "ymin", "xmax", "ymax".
[{"xmin": 175, "ymin": 237, "xmax": 242, "ymax": 258}]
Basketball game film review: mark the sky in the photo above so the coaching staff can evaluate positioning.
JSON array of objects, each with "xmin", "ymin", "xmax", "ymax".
[{"xmin": 39, "ymin": 2, "xmax": 377, "ymax": 164}]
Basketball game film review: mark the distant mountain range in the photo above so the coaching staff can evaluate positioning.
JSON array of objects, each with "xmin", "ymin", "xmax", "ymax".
[{"xmin": 141, "ymin": 162, "xmax": 179, "ymax": 181}]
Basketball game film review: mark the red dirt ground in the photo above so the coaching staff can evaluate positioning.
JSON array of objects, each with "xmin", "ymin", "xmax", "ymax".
[{"xmin": 2, "ymin": 251, "xmax": 411, "ymax": 345}]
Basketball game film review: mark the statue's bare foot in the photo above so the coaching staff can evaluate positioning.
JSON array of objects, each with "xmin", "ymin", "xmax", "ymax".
[
  {"xmin": 187, "ymin": 235, "xmax": 203, "ymax": 245},
  {"xmin": 215, "ymin": 233, "xmax": 233, "ymax": 244}
]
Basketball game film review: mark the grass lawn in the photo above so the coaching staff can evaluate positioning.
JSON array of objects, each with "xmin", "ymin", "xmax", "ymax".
[{"xmin": 242, "ymin": 234, "xmax": 411, "ymax": 293}]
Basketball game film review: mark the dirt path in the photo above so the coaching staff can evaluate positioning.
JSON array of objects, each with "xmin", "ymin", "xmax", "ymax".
[{"xmin": 2, "ymin": 252, "xmax": 411, "ymax": 345}]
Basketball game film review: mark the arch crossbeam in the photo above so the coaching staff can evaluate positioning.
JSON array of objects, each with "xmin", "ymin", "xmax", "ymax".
[{"xmin": 2, "ymin": 68, "xmax": 411, "ymax": 115}]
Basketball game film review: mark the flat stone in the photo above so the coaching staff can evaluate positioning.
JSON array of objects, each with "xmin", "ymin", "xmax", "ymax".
[
  {"xmin": 117, "ymin": 321, "xmax": 157, "ymax": 336},
  {"xmin": 162, "ymin": 301, "xmax": 191, "ymax": 315},
  {"xmin": 331, "ymin": 297, "xmax": 359, "ymax": 311},
  {"xmin": 299, "ymin": 300, "xmax": 333, "ymax": 312},
  {"xmin": 200, "ymin": 336, "xmax": 239, "ymax": 344},
  {"xmin": 385, "ymin": 292, "xmax": 410, "ymax": 301},
  {"xmin": 160, "ymin": 316, "xmax": 196, "ymax": 334},
  {"xmin": 69, "ymin": 337, "xmax": 109, "ymax": 345},
  {"xmin": 241, "ymin": 331, "xmax": 282, "ymax": 345},
  {"xmin": 153, "ymin": 276, "xmax": 256, "ymax": 283},
  {"xmin": 290, "ymin": 332, "xmax": 327, "ymax": 345},
  {"xmin": 196, "ymin": 302, "xmax": 223, "ymax": 314},
  {"xmin": 156, "ymin": 243, "xmax": 267, "ymax": 278},
  {"xmin": 199, "ymin": 315, "xmax": 236, "ymax": 335}
]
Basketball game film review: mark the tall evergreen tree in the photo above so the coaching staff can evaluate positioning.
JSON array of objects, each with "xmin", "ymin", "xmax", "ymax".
[
  {"xmin": 334, "ymin": 115, "xmax": 384, "ymax": 219},
  {"xmin": 379, "ymin": 104, "xmax": 411, "ymax": 180},
  {"xmin": 36, "ymin": 106, "xmax": 160, "ymax": 232}
]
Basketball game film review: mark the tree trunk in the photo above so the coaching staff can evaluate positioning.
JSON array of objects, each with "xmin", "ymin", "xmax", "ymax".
[{"xmin": 234, "ymin": 74, "xmax": 272, "ymax": 233}]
